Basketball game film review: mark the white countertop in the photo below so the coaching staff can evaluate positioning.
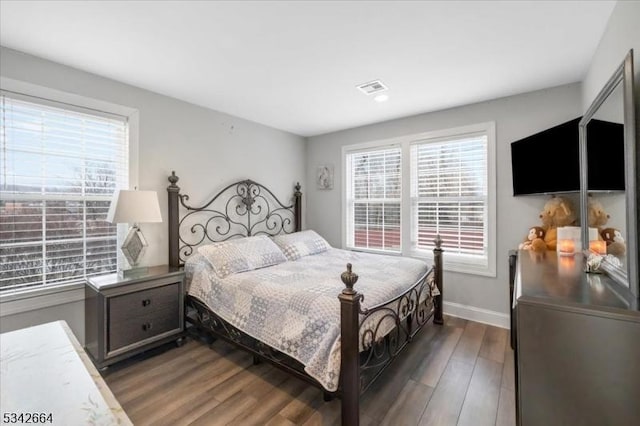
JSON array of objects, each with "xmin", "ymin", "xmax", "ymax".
[{"xmin": 0, "ymin": 321, "xmax": 132, "ymax": 426}]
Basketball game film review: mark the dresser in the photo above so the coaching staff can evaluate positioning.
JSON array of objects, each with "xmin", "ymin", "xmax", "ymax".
[
  {"xmin": 511, "ymin": 250, "xmax": 640, "ymax": 425},
  {"xmin": 0, "ymin": 321, "xmax": 132, "ymax": 425},
  {"xmin": 85, "ymin": 265, "xmax": 185, "ymax": 369}
]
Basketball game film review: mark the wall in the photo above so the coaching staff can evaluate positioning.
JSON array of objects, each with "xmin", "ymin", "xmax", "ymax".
[
  {"xmin": 581, "ymin": 0, "xmax": 640, "ymax": 283},
  {"xmin": 581, "ymin": 1, "xmax": 640, "ymax": 110},
  {"xmin": 0, "ymin": 300, "xmax": 84, "ymax": 340},
  {"xmin": 0, "ymin": 47, "xmax": 307, "ymax": 341},
  {"xmin": 307, "ymin": 83, "xmax": 583, "ymax": 324}
]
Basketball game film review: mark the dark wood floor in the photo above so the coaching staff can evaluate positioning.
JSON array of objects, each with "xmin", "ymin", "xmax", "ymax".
[{"xmin": 105, "ymin": 316, "xmax": 515, "ymax": 425}]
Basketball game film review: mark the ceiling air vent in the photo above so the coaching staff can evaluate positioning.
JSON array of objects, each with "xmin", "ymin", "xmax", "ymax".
[{"xmin": 357, "ymin": 80, "xmax": 388, "ymax": 95}]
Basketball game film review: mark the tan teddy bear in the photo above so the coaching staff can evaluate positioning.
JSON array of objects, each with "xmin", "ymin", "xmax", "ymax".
[
  {"xmin": 539, "ymin": 196, "xmax": 576, "ymax": 251},
  {"xmin": 519, "ymin": 226, "xmax": 546, "ymax": 251},
  {"xmin": 588, "ymin": 197, "xmax": 610, "ymax": 230}
]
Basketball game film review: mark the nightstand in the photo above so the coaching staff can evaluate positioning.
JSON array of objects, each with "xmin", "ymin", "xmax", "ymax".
[{"xmin": 85, "ymin": 265, "xmax": 185, "ymax": 370}]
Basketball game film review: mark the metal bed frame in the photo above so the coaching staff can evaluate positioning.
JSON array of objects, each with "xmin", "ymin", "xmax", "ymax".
[{"xmin": 166, "ymin": 172, "xmax": 443, "ymax": 425}]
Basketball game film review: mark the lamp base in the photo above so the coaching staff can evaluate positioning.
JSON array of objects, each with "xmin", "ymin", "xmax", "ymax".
[
  {"xmin": 121, "ymin": 224, "xmax": 148, "ymax": 267},
  {"xmin": 118, "ymin": 267, "xmax": 150, "ymax": 279}
]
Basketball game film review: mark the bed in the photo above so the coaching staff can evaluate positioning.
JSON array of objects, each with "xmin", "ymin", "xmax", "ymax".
[{"xmin": 166, "ymin": 172, "xmax": 444, "ymax": 425}]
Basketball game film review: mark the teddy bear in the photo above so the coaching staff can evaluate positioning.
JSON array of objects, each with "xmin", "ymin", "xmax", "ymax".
[
  {"xmin": 519, "ymin": 226, "xmax": 546, "ymax": 251},
  {"xmin": 588, "ymin": 197, "xmax": 610, "ymax": 230},
  {"xmin": 538, "ymin": 196, "xmax": 577, "ymax": 251},
  {"xmin": 601, "ymin": 227, "xmax": 626, "ymax": 256},
  {"xmin": 588, "ymin": 197, "xmax": 627, "ymax": 256}
]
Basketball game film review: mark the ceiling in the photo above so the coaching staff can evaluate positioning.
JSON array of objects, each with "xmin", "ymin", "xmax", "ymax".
[{"xmin": 0, "ymin": 1, "xmax": 615, "ymax": 137}]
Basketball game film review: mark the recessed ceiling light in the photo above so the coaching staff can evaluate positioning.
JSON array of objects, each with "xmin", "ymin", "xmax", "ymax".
[{"xmin": 374, "ymin": 94, "xmax": 389, "ymax": 103}]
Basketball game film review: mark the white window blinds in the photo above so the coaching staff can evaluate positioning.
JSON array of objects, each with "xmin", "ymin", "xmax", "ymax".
[
  {"xmin": 346, "ymin": 146, "xmax": 401, "ymax": 252},
  {"xmin": 0, "ymin": 93, "xmax": 129, "ymax": 293},
  {"xmin": 411, "ymin": 134, "xmax": 488, "ymax": 260}
]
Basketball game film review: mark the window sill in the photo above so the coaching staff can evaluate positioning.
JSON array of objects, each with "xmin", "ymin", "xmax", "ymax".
[
  {"xmin": 344, "ymin": 246, "xmax": 403, "ymax": 256},
  {"xmin": 0, "ymin": 282, "xmax": 85, "ymax": 317}
]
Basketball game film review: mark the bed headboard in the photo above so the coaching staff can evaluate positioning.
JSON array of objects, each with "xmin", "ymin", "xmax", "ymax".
[{"xmin": 167, "ymin": 171, "xmax": 302, "ymax": 267}]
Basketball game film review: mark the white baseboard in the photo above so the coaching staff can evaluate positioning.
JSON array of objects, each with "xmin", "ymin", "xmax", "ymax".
[{"xmin": 444, "ymin": 301, "xmax": 510, "ymax": 329}]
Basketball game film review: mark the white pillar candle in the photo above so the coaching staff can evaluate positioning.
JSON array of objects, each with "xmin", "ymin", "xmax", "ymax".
[{"xmin": 557, "ymin": 227, "xmax": 572, "ymax": 240}]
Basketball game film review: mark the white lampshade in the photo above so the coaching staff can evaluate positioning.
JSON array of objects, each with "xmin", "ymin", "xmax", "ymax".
[{"xmin": 107, "ymin": 190, "xmax": 162, "ymax": 224}]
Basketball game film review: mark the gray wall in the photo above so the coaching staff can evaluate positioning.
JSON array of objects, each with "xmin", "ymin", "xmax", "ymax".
[
  {"xmin": 1, "ymin": 299, "xmax": 84, "ymax": 340},
  {"xmin": 581, "ymin": 1, "xmax": 640, "ymax": 111},
  {"xmin": 580, "ymin": 0, "xmax": 640, "ymax": 273},
  {"xmin": 306, "ymin": 83, "xmax": 583, "ymax": 317},
  {"xmin": 0, "ymin": 47, "xmax": 307, "ymax": 341}
]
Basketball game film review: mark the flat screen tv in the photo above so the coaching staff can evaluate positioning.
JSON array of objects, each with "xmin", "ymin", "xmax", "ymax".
[
  {"xmin": 586, "ymin": 119, "xmax": 625, "ymax": 192},
  {"xmin": 511, "ymin": 117, "xmax": 624, "ymax": 195}
]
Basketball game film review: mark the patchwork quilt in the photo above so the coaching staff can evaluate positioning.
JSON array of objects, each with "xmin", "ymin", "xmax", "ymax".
[{"xmin": 185, "ymin": 248, "xmax": 435, "ymax": 391}]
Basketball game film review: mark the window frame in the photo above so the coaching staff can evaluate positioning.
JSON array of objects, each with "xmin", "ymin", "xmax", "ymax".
[
  {"xmin": 342, "ymin": 122, "xmax": 496, "ymax": 277},
  {"xmin": 0, "ymin": 77, "xmax": 139, "ymax": 306}
]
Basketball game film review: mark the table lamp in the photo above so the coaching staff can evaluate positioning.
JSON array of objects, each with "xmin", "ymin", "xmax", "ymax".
[{"xmin": 107, "ymin": 189, "xmax": 162, "ymax": 277}]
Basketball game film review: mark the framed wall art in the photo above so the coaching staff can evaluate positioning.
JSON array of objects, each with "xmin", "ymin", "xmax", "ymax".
[{"xmin": 316, "ymin": 164, "xmax": 334, "ymax": 190}]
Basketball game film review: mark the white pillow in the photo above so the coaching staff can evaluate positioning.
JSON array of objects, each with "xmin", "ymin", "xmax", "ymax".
[
  {"xmin": 197, "ymin": 235, "xmax": 287, "ymax": 278},
  {"xmin": 273, "ymin": 230, "xmax": 331, "ymax": 261}
]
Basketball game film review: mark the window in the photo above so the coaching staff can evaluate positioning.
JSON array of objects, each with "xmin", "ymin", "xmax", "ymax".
[
  {"xmin": 0, "ymin": 92, "xmax": 129, "ymax": 294},
  {"xmin": 411, "ymin": 134, "xmax": 488, "ymax": 268},
  {"xmin": 343, "ymin": 123, "xmax": 496, "ymax": 276},
  {"xmin": 345, "ymin": 146, "xmax": 401, "ymax": 253}
]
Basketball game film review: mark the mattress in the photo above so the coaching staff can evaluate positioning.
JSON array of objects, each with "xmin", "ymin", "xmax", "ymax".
[{"xmin": 185, "ymin": 247, "xmax": 435, "ymax": 391}]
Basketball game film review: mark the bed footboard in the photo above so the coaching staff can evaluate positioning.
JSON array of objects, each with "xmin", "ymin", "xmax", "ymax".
[{"xmin": 339, "ymin": 236, "xmax": 444, "ymax": 425}]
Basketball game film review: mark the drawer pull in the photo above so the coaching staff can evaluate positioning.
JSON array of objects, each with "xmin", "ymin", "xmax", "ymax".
[
  {"xmin": 142, "ymin": 299, "xmax": 151, "ymax": 307},
  {"xmin": 142, "ymin": 322, "xmax": 153, "ymax": 331}
]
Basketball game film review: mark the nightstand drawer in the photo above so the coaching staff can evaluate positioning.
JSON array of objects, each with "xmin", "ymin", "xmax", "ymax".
[
  {"xmin": 109, "ymin": 282, "xmax": 179, "ymax": 319},
  {"xmin": 108, "ymin": 306, "xmax": 180, "ymax": 352}
]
